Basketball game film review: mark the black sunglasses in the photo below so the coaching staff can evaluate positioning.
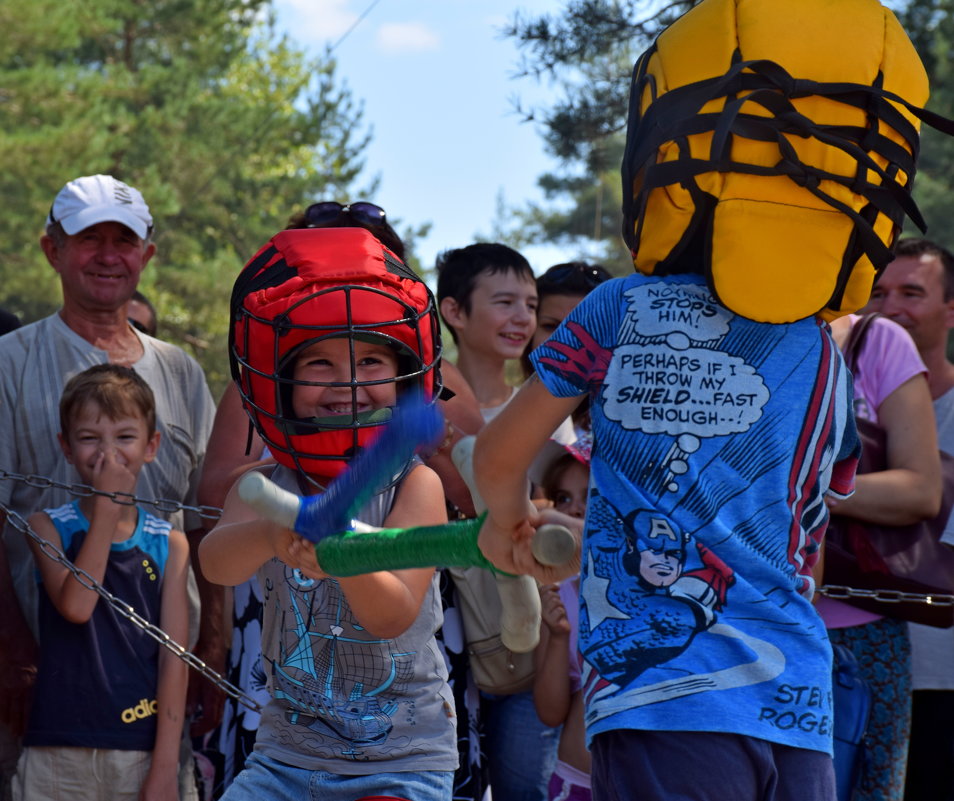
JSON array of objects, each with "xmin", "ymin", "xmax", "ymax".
[
  {"xmin": 304, "ymin": 201, "xmax": 387, "ymax": 229},
  {"xmin": 539, "ymin": 263, "xmax": 613, "ymax": 290}
]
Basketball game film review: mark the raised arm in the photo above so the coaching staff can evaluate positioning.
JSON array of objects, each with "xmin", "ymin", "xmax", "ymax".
[
  {"xmin": 533, "ymin": 582, "xmax": 573, "ymax": 727},
  {"xmin": 26, "ymin": 449, "xmax": 138, "ymax": 624},
  {"xmin": 474, "ymin": 374, "xmax": 583, "ymax": 577},
  {"xmin": 423, "ymin": 361, "xmax": 485, "ymax": 518},
  {"xmin": 27, "ymin": 511, "xmax": 105, "ymax": 624}
]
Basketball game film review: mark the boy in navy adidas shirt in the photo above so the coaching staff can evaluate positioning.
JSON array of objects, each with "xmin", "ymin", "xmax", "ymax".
[{"xmin": 16, "ymin": 364, "xmax": 190, "ymax": 801}]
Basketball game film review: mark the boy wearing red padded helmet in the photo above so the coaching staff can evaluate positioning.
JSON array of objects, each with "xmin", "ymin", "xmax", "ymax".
[
  {"xmin": 228, "ymin": 226, "xmax": 441, "ymax": 481},
  {"xmin": 199, "ymin": 228, "xmax": 457, "ymax": 801}
]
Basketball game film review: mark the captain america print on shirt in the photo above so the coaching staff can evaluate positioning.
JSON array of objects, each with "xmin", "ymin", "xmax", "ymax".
[
  {"xmin": 532, "ymin": 274, "xmax": 859, "ymax": 754},
  {"xmin": 582, "ymin": 505, "xmax": 735, "ymax": 687}
]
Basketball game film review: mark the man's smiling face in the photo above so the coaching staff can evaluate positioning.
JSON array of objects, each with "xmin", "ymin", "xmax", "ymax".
[{"xmin": 46, "ymin": 221, "xmax": 154, "ymax": 313}]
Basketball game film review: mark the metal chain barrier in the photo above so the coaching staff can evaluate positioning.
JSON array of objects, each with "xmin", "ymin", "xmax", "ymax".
[
  {"xmin": 0, "ymin": 469, "xmax": 222, "ymax": 522},
  {"xmin": 0, "ymin": 475, "xmax": 263, "ymax": 713},
  {"xmin": 818, "ymin": 583, "xmax": 954, "ymax": 607}
]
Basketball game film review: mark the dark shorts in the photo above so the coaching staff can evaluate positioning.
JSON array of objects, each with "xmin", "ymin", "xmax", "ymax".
[{"xmin": 590, "ymin": 730, "xmax": 835, "ymax": 801}]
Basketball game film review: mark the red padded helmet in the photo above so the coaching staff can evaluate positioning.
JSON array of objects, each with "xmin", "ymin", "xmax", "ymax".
[{"xmin": 229, "ymin": 227, "xmax": 442, "ymax": 481}]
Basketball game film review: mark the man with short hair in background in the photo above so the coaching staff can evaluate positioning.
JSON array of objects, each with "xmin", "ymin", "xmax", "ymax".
[
  {"xmin": 865, "ymin": 236, "xmax": 954, "ymax": 801},
  {"xmin": 0, "ymin": 174, "xmax": 221, "ymax": 800}
]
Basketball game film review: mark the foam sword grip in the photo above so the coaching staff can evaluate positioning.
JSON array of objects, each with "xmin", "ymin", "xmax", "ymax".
[
  {"xmin": 497, "ymin": 575, "xmax": 542, "ymax": 653},
  {"xmin": 242, "ymin": 396, "xmax": 446, "ymax": 544},
  {"xmin": 532, "ymin": 524, "xmax": 578, "ymax": 567},
  {"xmin": 237, "ymin": 471, "xmax": 301, "ymax": 531},
  {"xmin": 450, "ymin": 435, "xmax": 485, "ymax": 513},
  {"xmin": 237, "ymin": 470, "xmax": 339, "ymax": 543},
  {"xmin": 452, "ymin": 435, "xmax": 543, "ymax": 653},
  {"xmin": 451, "ymin": 436, "xmax": 576, "ymax": 568}
]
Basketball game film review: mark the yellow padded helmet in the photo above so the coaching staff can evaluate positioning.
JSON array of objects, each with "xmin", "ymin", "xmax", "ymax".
[{"xmin": 621, "ymin": 0, "xmax": 952, "ymax": 322}]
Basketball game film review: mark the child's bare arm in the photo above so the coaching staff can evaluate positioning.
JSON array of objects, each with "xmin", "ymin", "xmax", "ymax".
[
  {"xmin": 141, "ymin": 527, "xmax": 190, "ymax": 801},
  {"xmin": 330, "ymin": 463, "xmax": 446, "ymax": 639},
  {"xmin": 27, "ymin": 505, "xmax": 121, "ymax": 625},
  {"xmin": 198, "ymin": 472, "xmax": 303, "ymax": 586},
  {"xmin": 27, "ymin": 448, "xmax": 141, "ymax": 623},
  {"xmin": 533, "ymin": 583, "xmax": 572, "ymax": 727},
  {"xmin": 27, "ymin": 512, "xmax": 99, "ymax": 624},
  {"xmin": 474, "ymin": 375, "xmax": 583, "ymax": 577}
]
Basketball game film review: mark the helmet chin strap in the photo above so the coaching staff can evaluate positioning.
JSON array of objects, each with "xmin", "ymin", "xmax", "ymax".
[
  {"xmin": 276, "ymin": 406, "xmax": 394, "ymax": 437},
  {"xmin": 307, "ymin": 407, "xmax": 393, "ymax": 428}
]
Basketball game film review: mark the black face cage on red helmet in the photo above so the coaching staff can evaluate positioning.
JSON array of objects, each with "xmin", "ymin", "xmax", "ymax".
[{"xmin": 229, "ymin": 228, "xmax": 442, "ymax": 482}]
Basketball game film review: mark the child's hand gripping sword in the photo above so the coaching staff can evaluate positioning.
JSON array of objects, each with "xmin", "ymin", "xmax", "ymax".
[{"xmin": 237, "ymin": 395, "xmax": 575, "ymax": 653}]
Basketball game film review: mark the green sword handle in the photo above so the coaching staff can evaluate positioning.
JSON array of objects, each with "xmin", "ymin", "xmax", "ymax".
[{"xmin": 238, "ymin": 471, "xmax": 573, "ymax": 574}]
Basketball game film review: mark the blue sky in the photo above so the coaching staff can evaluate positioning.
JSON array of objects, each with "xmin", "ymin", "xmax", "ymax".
[{"xmin": 272, "ymin": 0, "xmax": 573, "ymax": 274}]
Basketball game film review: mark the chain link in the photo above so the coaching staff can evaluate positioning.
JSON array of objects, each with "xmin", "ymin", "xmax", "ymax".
[
  {"xmin": 819, "ymin": 583, "xmax": 954, "ymax": 607},
  {"xmin": 0, "ymin": 469, "xmax": 223, "ymax": 521},
  {"xmin": 0, "ymin": 487, "xmax": 261, "ymax": 713}
]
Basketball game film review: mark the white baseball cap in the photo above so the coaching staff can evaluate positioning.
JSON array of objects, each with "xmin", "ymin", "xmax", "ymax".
[{"xmin": 46, "ymin": 174, "xmax": 153, "ymax": 240}]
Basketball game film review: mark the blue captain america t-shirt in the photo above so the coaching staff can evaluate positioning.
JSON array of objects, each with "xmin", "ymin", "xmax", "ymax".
[{"xmin": 530, "ymin": 274, "xmax": 859, "ymax": 755}]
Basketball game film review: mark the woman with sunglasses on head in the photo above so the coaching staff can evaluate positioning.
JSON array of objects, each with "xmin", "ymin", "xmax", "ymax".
[
  {"xmin": 522, "ymin": 262, "xmax": 613, "ymax": 440},
  {"xmin": 197, "ymin": 201, "xmax": 489, "ymax": 800}
]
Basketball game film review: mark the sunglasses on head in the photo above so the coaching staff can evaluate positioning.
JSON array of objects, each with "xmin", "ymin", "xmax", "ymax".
[
  {"xmin": 540, "ymin": 262, "xmax": 613, "ymax": 290},
  {"xmin": 304, "ymin": 201, "xmax": 388, "ymax": 229}
]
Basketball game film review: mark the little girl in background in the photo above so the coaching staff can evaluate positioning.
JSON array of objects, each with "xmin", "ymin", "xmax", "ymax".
[{"xmin": 531, "ymin": 437, "xmax": 592, "ymax": 801}]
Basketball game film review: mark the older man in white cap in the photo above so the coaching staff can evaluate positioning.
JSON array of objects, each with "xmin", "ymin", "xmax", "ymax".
[{"xmin": 0, "ymin": 175, "xmax": 218, "ymax": 800}]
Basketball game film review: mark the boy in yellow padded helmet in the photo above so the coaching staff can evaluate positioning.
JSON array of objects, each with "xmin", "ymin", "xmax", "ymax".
[{"xmin": 473, "ymin": 0, "xmax": 954, "ymax": 798}]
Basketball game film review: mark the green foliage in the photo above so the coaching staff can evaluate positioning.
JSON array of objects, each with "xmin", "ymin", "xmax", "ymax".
[
  {"xmin": 499, "ymin": 0, "xmax": 698, "ymax": 271},
  {"xmin": 507, "ymin": 1, "xmax": 695, "ymax": 171},
  {"xmin": 0, "ymin": 0, "xmax": 369, "ymax": 396},
  {"xmin": 895, "ymin": 0, "xmax": 954, "ymax": 251}
]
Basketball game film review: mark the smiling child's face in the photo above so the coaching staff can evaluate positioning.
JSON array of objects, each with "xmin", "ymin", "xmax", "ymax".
[{"xmin": 291, "ymin": 337, "xmax": 399, "ymax": 420}]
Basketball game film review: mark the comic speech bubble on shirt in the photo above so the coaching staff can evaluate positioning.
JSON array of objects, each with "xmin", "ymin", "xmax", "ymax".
[
  {"xmin": 603, "ymin": 343, "xmax": 769, "ymax": 437},
  {"xmin": 623, "ymin": 283, "xmax": 730, "ymax": 342}
]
